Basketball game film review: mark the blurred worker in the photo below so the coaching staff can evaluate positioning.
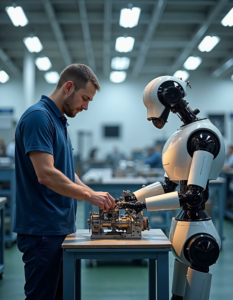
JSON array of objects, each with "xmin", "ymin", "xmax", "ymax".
[
  {"xmin": 6, "ymin": 139, "xmax": 15, "ymax": 158},
  {"xmin": 13, "ymin": 64, "xmax": 115, "ymax": 300},
  {"xmin": 144, "ymin": 143, "xmax": 163, "ymax": 168},
  {"xmin": 89, "ymin": 147, "xmax": 98, "ymax": 161},
  {"xmin": 223, "ymin": 145, "xmax": 233, "ymax": 170},
  {"xmin": 0, "ymin": 137, "xmax": 6, "ymax": 156},
  {"xmin": 107, "ymin": 146, "xmax": 125, "ymax": 169}
]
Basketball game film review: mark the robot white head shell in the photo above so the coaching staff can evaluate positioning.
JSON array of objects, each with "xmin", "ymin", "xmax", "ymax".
[{"xmin": 143, "ymin": 76, "xmax": 189, "ymax": 129}]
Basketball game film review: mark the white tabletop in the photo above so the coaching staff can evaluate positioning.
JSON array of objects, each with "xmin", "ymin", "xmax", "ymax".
[{"xmin": 62, "ymin": 229, "xmax": 172, "ymax": 249}]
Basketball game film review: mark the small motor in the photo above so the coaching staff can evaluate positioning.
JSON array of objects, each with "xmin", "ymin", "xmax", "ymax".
[{"xmin": 87, "ymin": 191, "xmax": 149, "ymax": 239}]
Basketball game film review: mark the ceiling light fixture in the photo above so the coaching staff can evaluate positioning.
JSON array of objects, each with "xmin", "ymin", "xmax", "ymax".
[
  {"xmin": 23, "ymin": 36, "xmax": 43, "ymax": 53},
  {"xmin": 115, "ymin": 37, "xmax": 135, "ymax": 53},
  {"xmin": 119, "ymin": 7, "xmax": 141, "ymax": 28},
  {"xmin": 110, "ymin": 71, "xmax": 127, "ymax": 83},
  {"xmin": 183, "ymin": 56, "xmax": 202, "ymax": 70},
  {"xmin": 173, "ymin": 70, "xmax": 189, "ymax": 81},
  {"xmin": 0, "ymin": 70, "xmax": 10, "ymax": 83},
  {"xmin": 111, "ymin": 57, "xmax": 130, "ymax": 70},
  {"xmin": 44, "ymin": 71, "xmax": 59, "ymax": 84},
  {"xmin": 198, "ymin": 36, "xmax": 220, "ymax": 52},
  {"xmin": 35, "ymin": 57, "xmax": 52, "ymax": 71},
  {"xmin": 221, "ymin": 8, "xmax": 233, "ymax": 27},
  {"xmin": 5, "ymin": 6, "xmax": 28, "ymax": 27}
]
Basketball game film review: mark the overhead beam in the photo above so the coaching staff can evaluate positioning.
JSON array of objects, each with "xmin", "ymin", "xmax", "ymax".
[
  {"xmin": 0, "ymin": 0, "xmax": 216, "ymax": 4},
  {"xmin": 77, "ymin": 0, "xmax": 96, "ymax": 72},
  {"xmin": 0, "ymin": 48, "xmax": 21, "ymax": 78},
  {"xmin": 170, "ymin": 0, "xmax": 229, "ymax": 73},
  {"xmin": 41, "ymin": 0, "xmax": 72, "ymax": 66},
  {"xmin": 103, "ymin": 0, "xmax": 112, "ymax": 77},
  {"xmin": 141, "ymin": 66, "xmax": 170, "ymax": 73},
  {"xmin": 212, "ymin": 54, "xmax": 233, "ymax": 78},
  {"xmin": 131, "ymin": 0, "xmax": 167, "ymax": 78},
  {"xmin": 0, "ymin": 12, "xmax": 226, "ymax": 25}
]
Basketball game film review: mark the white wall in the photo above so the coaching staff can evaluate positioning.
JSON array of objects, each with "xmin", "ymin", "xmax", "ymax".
[{"xmin": 0, "ymin": 71, "xmax": 233, "ymax": 159}]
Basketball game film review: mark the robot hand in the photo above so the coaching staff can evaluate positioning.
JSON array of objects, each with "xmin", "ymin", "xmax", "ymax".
[{"xmin": 122, "ymin": 201, "xmax": 146, "ymax": 213}]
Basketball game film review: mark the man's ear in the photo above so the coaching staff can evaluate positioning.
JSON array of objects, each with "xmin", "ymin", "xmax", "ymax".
[{"xmin": 64, "ymin": 81, "xmax": 74, "ymax": 94}]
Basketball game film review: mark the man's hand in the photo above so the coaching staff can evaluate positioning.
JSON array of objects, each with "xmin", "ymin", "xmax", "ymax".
[{"xmin": 89, "ymin": 191, "xmax": 115, "ymax": 211}]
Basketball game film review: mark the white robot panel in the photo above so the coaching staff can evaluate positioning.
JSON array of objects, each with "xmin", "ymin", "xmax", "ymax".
[
  {"xmin": 143, "ymin": 76, "xmax": 187, "ymax": 120},
  {"xmin": 127, "ymin": 75, "xmax": 224, "ymax": 300},
  {"xmin": 169, "ymin": 218, "xmax": 221, "ymax": 266},
  {"xmin": 162, "ymin": 119, "xmax": 225, "ymax": 181}
]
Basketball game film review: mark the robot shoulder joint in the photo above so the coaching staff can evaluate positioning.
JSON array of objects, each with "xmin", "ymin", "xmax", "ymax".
[{"xmin": 187, "ymin": 129, "xmax": 220, "ymax": 158}]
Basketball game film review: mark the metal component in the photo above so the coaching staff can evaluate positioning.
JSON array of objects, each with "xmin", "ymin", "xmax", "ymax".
[
  {"xmin": 87, "ymin": 192, "xmax": 149, "ymax": 239},
  {"xmin": 186, "ymin": 81, "xmax": 192, "ymax": 89},
  {"xmin": 42, "ymin": 0, "xmax": 72, "ymax": 66},
  {"xmin": 77, "ymin": 0, "xmax": 96, "ymax": 72},
  {"xmin": 0, "ymin": 48, "xmax": 21, "ymax": 78},
  {"xmin": 132, "ymin": 0, "xmax": 168, "ymax": 77}
]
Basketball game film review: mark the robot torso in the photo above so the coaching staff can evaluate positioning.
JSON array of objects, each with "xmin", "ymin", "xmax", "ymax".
[{"xmin": 162, "ymin": 119, "xmax": 225, "ymax": 181}]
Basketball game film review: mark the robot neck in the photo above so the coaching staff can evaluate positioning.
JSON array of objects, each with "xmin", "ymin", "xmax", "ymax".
[{"xmin": 171, "ymin": 99, "xmax": 200, "ymax": 125}]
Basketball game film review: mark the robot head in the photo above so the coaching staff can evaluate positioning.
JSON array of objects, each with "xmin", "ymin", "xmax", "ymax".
[{"xmin": 143, "ymin": 76, "xmax": 188, "ymax": 128}]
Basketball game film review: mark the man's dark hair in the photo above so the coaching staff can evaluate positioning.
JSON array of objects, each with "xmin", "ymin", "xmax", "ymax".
[{"xmin": 56, "ymin": 63, "xmax": 101, "ymax": 91}]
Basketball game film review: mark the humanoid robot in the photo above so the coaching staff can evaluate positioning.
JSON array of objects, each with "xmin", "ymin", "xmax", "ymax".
[{"xmin": 128, "ymin": 76, "xmax": 225, "ymax": 300}]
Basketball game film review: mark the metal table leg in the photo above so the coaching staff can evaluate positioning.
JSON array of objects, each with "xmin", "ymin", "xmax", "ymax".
[
  {"xmin": 75, "ymin": 259, "xmax": 81, "ymax": 300},
  {"xmin": 63, "ymin": 250, "xmax": 75, "ymax": 300},
  {"xmin": 149, "ymin": 259, "xmax": 156, "ymax": 300},
  {"xmin": 157, "ymin": 252, "xmax": 169, "ymax": 300}
]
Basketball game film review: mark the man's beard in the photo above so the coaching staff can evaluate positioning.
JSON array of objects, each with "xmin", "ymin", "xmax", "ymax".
[{"xmin": 63, "ymin": 92, "xmax": 77, "ymax": 118}]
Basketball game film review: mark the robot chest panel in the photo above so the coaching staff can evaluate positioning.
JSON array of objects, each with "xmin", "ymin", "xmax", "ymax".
[
  {"xmin": 161, "ymin": 119, "xmax": 225, "ymax": 181},
  {"xmin": 162, "ymin": 127, "xmax": 191, "ymax": 180}
]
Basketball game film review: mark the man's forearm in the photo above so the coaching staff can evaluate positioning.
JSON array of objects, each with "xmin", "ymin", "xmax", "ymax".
[
  {"xmin": 38, "ymin": 167, "xmax": 92, "ymax": 201},
  {"xmin": 75, "ymin": 173, "xmax": 92, "ymax": 191}
]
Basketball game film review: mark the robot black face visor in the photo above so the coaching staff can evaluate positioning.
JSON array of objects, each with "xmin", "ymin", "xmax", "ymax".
[{"xmin": 150, "ymin": 81, "xmax": 184, "ymax": 129}]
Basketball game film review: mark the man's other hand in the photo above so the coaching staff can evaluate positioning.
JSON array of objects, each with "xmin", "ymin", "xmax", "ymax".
[{"xmin": 89, "ymin": 191, "xmax": 115, "ymax": 211}]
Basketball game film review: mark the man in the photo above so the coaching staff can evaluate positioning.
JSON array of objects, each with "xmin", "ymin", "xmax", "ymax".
[
  {"xmin": 223, "ymin": 145, "xmax": 233, "ymax": 170},
  {"xmin": 144, "ymin": 143, "xmax": 163, "ymax": 168},
  {"xmin": 13, "ymin": 64, "xmax": 115, "ymax": 300}
]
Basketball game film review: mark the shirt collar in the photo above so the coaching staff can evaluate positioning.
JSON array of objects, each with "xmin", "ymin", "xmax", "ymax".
[{"xmin": 40, "ymin": 95, "xmax": 64, "ymax": 118}]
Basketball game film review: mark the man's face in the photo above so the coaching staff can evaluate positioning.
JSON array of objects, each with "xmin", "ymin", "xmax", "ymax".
[{"xmin": 63, "ymin": 80, "xmax": 96, "ymax": 118}]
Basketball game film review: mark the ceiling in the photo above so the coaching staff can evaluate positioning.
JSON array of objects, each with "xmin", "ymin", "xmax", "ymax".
[{"xmin": 0, "ymin": 0, "xmax": 233, "ymax": 81}]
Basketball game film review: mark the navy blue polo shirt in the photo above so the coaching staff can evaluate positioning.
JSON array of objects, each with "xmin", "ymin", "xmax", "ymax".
[{"xmin": 13, "ymin": 95, "xmax": 77, "ymax": 235}]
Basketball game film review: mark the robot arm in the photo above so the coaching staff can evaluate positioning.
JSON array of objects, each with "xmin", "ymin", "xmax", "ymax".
[
  {"xmin": 145, "ymin": 150, "xmax": 215, "ymax": 211},
  {"xmin": 130, "ymin": 175, "xmax": 179, "ymax": 212}
]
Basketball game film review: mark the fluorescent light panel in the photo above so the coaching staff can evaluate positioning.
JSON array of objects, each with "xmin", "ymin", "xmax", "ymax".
[
  {"xmin": 119, "ymin": 7, "xmax": 141, "ymax": 28},
  {"xmin": 35, "ymin": 57, "xmax": 52, "ymax": 71},
  {"xmin": 111, "ymin": 57, "xmax": 130, "ymax": 70},
  {"xmin": 115, "ymin": 37, "xmax": 135, "ymax": 53},
  {"xmin": 183, "ymin": 56, "xmax": 202, "ymax": 70},
  {"xmin": 23, "ymin": 36, "xmax": 43, "ymax": 53},
  {"xmin": 173, "ymin": 70, "xmax": 189, "ymax": 81},
  {"xmin": 198, "ymin": 36, "xmax": 220, "ymax": 52},
  {"xmin": 44, "ymin": 72, "xmax": 59, "ymax": 84},
  {"xmin": 110, "ymin": 71, "xmax": 127, "ymax": 83},
  {"xmin": 0, "ymin": 70, "xmax": 10, "ymax": 83},
  {"xmin": 221, "ymin": 8, "xmax": 233, "ymax": 27},
  {"xmin": 5, "ymin": 6, "xmax": 28, "ymax": 27}
]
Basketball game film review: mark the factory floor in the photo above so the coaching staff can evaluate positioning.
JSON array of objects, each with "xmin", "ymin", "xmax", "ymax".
[{"xmin": 0, "ymin": 200, "xmax": 233, "ymax": 300}]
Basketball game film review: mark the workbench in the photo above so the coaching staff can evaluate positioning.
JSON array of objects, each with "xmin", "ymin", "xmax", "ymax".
[
  {"xmin": 0, "ymin": 197, "xmax": 6, "ymax": 279},
  {"xmin": 82, "ymin": 169, "xmax": 226, "ymax": 243},
  {"xmin": 0, "ymin": 165, "xmax": 16, "ymax": 247},
  {"xmin": 62, "ymin": 229, "xmax": 172, "ymax": 300}
]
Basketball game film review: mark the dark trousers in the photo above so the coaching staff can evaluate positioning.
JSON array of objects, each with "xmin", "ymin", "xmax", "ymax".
[{"xmin": 17, "ymin": 234, "xmax": 66, "ymax": 300}]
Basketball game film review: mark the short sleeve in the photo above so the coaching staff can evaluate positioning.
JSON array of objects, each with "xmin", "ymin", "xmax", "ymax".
[{"xmin": 20, "ymin": 110, "xmax": 54, "ymax": 156}]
